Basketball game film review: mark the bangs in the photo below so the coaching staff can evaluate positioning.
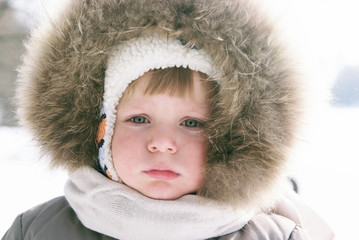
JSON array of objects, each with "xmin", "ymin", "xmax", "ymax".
[
  {"xmin": 119, "ymin": 67, "xmax": 214, "ymax": 104},
  {"xmin": 145, "ymin": 67, "xmax": 196, "ymax": 98}
]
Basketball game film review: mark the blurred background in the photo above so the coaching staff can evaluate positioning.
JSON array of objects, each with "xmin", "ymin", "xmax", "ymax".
[{"xmin": 0, "ymin": 0, "xmax": 358, "ymax": 238}]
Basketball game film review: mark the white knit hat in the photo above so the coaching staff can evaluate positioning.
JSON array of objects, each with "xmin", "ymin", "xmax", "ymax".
[{"xmin": 98, "ymin": 34, "xmax": 215, "ymax": 181}]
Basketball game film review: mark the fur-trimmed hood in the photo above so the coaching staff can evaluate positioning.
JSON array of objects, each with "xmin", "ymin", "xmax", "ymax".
[{"xmin": 17, "ymin": 0, "xmax": 300, "ymax": 209}]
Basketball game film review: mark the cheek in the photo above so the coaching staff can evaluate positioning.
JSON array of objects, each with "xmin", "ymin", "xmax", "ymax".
[
  {"xmin": 190, "ymin": 135, "xmax": 207, "ymax": 159},
  {"xmin": 183, "ymin": 137, "xmax": 207, "ymax": 191},
  {"xmin": 111, "ymin": 130, "xmax": 143, "ymax": 175},
  {"xmin": 183, "ymin": 136, "xmax": 208, "ymax": 172}
]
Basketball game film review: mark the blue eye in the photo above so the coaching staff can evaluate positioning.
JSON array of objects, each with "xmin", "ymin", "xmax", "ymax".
[
  {"xmin": 182, "ymin": 119, "xmax": 200, "ymax": 128},
  {"xmin": 130, "ymin": 116, "xmax": 149, "ymax": 124}
]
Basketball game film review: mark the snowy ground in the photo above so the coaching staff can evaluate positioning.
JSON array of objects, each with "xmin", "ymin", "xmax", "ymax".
[
  {"xmin": 0, "ymin": 127, "xmax": 68, "ymax": 236},
  {"xmin": 1, "ymin": 107, "xmax": 358, "ymax": 239},
  {"xmin": 288, "ymin": 107, "xmax": 359, "ymax": 239}
]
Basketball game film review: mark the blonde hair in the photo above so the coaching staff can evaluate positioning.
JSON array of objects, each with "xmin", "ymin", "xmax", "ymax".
[{"xmin": 119, "ymin": 67, "xmax": 216, "ymax": 103}]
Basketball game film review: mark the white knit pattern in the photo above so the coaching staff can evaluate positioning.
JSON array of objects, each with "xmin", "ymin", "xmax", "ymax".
[
  {"xmin": 65, "ymin": 166, "xmax": 255, "ymax": 240},
  {"xmin": 103, "ymin": 35, "xmax": 214, "ymax": 181}
]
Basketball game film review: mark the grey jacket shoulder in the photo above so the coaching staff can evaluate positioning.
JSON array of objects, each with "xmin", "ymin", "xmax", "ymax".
[
  {"xmin": 219, "ymin": 214, "xmax": 311, "ymax": 240},
  {"xmin": 2, "ymin": 196, "xmax": 115, "ymax": 240}
]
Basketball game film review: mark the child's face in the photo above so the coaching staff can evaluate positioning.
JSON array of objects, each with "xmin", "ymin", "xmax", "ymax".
[{"xmin": 112, "ymin": 71, "xmax": 209, "ymax": 200}]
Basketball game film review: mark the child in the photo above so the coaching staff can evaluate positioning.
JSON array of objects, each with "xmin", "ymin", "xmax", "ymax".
[{"xmin": 3, "ymin": 0, "xmax": 332, "ymax": 239}]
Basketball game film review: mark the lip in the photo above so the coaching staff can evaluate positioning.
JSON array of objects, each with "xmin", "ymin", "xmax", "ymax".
[{"xmin": 144, "ymin": 169, "xmax": 180, "ymax": 180}]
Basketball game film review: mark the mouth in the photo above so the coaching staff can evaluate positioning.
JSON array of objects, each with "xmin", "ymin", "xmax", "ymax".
[{"xmin": 144, "ymin": 169, "xmax": 180, "ymax": 180}]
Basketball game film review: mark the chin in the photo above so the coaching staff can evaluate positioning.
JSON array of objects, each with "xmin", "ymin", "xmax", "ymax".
[
  {"xmin": 141, "ymin": 185, "xmax": 189, "ymax": 201},
  {"xmin": 143, "ymin": 190, "xmax": 183, "ymax": 201}
]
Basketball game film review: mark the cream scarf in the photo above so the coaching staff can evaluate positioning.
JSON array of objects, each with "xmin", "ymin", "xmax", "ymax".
[{"xmin": 64, "ymin": 166, "xmax": 255, "ymax": 240}]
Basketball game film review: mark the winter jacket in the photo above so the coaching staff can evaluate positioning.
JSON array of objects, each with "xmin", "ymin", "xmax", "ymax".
[
  {"xmin": 6, "ymin": 0, "xmax": 318, "ymax": 238},
  {"xmin": 3, "ymin": 196, "xmax": 309, "ymax": 240}
]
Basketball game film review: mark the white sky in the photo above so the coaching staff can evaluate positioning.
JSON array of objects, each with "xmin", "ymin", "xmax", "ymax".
[
  {"xmin": 10, "ymin": 0, "xmax": 359, "ymax": 64},
  {"xmin": 268, "ymin": 0, "xmax": 359, "ymax": 66}
]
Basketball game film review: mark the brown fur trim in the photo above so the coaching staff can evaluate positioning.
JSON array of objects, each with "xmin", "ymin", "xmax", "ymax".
[{"xmin": 16, "ymin": 0, "xmax": 301, "ymax": 209}]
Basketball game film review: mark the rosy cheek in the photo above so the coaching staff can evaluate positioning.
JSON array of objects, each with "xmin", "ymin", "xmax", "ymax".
[
  {"xmin": 195, "ymin": 136, "xmax": 208, "ymax": 156},
  {"xmin": 112, "ymin": 129, "xmax": 145, "ymax": 168},
  {"xmin": 187, "ymin": 137, "xmax": 207, "ymax": 166},
  {"xmin": 112, "ymin": 132, "xmax": 130, "ymax": 165}
]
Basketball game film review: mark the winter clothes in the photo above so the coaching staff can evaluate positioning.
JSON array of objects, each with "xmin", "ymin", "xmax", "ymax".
[
  {"xmin": 3, "ymin": 0, "xmax": 318, "ymax": 239},
  {"xmin": 16, "ymin": 0, "xmax": 300, "ymax": 211},
  {"xmin": 2, "ymin": 196, "xmax": 308, "ymax": 240},
  {"xmin": 64, "ymin": 166, "xmax": 253, "ymax": 239}
]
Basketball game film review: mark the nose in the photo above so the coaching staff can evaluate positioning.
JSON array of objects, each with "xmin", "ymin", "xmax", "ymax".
[{"xmin": 147, "ymin": 127, "xmax": 178, "ymax": 154}]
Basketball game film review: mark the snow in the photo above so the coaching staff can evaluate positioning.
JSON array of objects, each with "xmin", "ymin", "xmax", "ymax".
[
  {"xmin": 0, "ymin": 127, "xmax": 67, "ymax": 235},
  {"xmin": 1, "ymin": 108, "xmax": 359, "ymax": 238},
  {"xmin": 289, "ymin": 107, "xmax": 359, "ymax": 239}
]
